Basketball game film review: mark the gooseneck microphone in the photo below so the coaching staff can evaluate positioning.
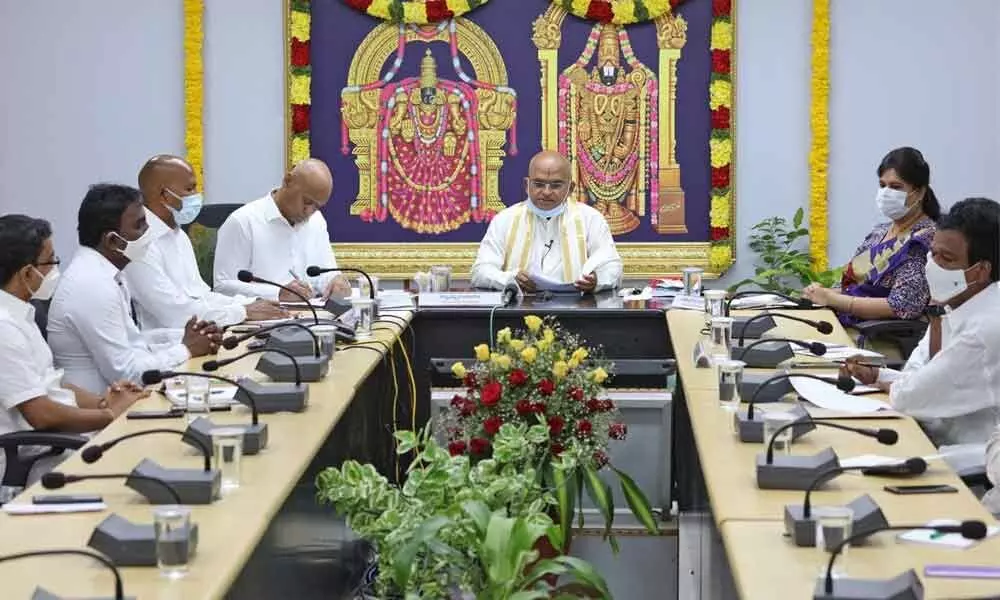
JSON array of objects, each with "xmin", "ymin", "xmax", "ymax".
[
  {"xmin": 739, "ymin": 337, "xmax": 827, "ymax": 357},
  {"xmin": 737, "ymin": 313, "xmax": 834, "ymax": 346},
  {"xmin": 0, "ymin": 548, "xmax": 125, "ymax": 599},
  {"xmin": 237, "ymin": 269, "xmax": 319, "ymax": 324},
  {"xmin": 765, "ymin": 420, "xmax": 898, "ymax": 464},
  {"xmin": 222, "ymin": 321, "xmax": 320, "ymax": 357},
  {"xmin": 203, "ymin": 348, "xmax": 302, "ymax": 388},
  {"xmin": 305, "ymin": 266, "xmax": 375, "ymax": 302},
  {"xmin": 42, "ymin": 471, "xmax": 183, "ymax": 505},
  {"xmin": 802, "ymin": 458, "xmax": 926, "ymax": 518},
  {"xmin": 822, "ymin": 520, "xmax": 988, "ymax": 595},
  {"xmin": 501, "ymin": 282, "xmax": 520, "ymax": 307},
  {"xmin": 726, "ymin": 290, "xmax": 815, "ymax": 314},
  {"xmin": 747, "ymin": 373, "xmax": 854, "ymax": 420},
  {"xmin": 142, "ymin": 369, "xmax": 260, "ymax": 426},
  {"xmin": 82, "ymin": 428, "xmax": 212, "ymax": 472}
]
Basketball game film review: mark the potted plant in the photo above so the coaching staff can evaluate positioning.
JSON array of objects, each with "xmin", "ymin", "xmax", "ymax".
[
  {"xmin": 442, "ymin": 315, "xmax": 659, "ymax": 551},
  {"xmin": 316, "ymin": 424, "xmax": 611, "ymax": 599}
]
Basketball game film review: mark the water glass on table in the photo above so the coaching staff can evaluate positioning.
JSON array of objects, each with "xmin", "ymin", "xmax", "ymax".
[
  {"xmin": 430, "ymin": 265, "xmax": 452, "ymax": 292},
  {"xmin": 814, "ymin": 506, "xmax": 853, "ymax": 579},
  {"xmin": 357, "ymin": 274, "xmax": 379, "ymax": 299},
  {"xmin": 154, "ymin": 505, "xmax": 193, "ymax": 579},
  {"xmin": 762, "ymin": 410, "xmax": 796, "ymax": 454},
  {"xmin": 211, "ymin": 427, "xmax": 244, "ymax": 495},
  {"xmin": 703, "ymin": 289, "xmax": 728, "ymax": 325},
  {"xmin": 310, "ymin": 324, "xmax": 338, "ymax": 358},
  {"xmin": 708, "ymin": 316, "xmax": 734, "ymax": 365},
  {"xmin": 682, "ymin": 267, "xmax": 704, "ymax": 297},
  {"xmin": 184, "ymin": 376, "xmax": 211, "ymax": 424},
  {"xmin": 716, "ymin": 359, "xmax": 746, "ymax": 418},
  {"xmin": 351, "ymin": 297, "xmax": 375, "ymax": 340}
]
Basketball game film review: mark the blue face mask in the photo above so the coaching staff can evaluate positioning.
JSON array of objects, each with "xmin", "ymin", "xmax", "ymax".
[
  {"xmin": 165, "ymin": 189, "xmax": 204, "ymax": 226},
  {"xmin": 527, "ymin": 199, "xmax": 567, "ymax": 219}
]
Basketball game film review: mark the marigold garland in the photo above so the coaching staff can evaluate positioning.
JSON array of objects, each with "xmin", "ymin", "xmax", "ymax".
[
  {"xmin": 183, "ymin": 0, "xmax": 204, "ymax": 188},
  {"xmin": 289, "ymin": 0, "xmax": 312, "ymax": 165},
  {"xmin": 343, "ymin": 0, "xmax": 490, "ymax": 24},
  {"xmin": 560, "ymin": 0, "xmax": 688, "ymax": 25},
  {"xmin": 808, "ymin": 0, "xmax": 830, "ymax": 270},
  {"xmin": 708, "ymin": 0, "xmax": 734, "ymax": 273}
]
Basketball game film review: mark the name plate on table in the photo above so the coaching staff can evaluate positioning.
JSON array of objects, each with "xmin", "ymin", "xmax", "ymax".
[{"xmin": 418, "ymin": 292, "xmax": 503, "ymax": 307}]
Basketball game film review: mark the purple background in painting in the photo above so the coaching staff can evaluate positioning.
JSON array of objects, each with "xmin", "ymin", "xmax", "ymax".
[{"xmin": 310, "ymin": 0, "xmax": 712, "ymax": 244}]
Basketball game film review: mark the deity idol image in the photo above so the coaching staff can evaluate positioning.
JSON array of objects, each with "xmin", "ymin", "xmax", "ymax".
[{"xmin": 340, "ymin": 21, "xmax": 516, "ymax": 234}]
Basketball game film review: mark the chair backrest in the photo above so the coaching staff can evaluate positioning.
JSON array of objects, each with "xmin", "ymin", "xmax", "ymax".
[
  {"xmin": 29, "ymin": 299, "xmax": 50, "ymax": 340},
  {"xmin": 183, "ymin": 203, "xmax": 242, "ymax": 287}
]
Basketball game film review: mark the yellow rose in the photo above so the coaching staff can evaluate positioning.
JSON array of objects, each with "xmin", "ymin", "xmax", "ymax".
[
  {"xmin": 290, "ymin": 11, "xmax": 311, "ymax": 42},
  {"xmin": 495, "ymin": 354, "xmax": 512, "ymax": 370},
  {"xmin": 509, "ymin": 339, "xmax": 525, "ymax": 352},
  {"xmin": 589, "ymin": 367, "xmax": 608, "ymax": 384},
  {"xmin": 710, "ymin": 137, "xmax": 733, "ymax": 168},
  {"xmin": 497, "ymin": 327, "xmax": 512, "ymax": 344},
  {"xmin": 524, "ymin": 315, "xmax": 543, "ymax": 333},
  {"xmin": 568, "ymin": 357, "xmax": 581, "ymax": 369},
  {"xmin": 711, "ymin": 21, "xmax": 733, "ymax": 50},
  {"xmin": 709, "ymin": 79, "xmax": 732, "ymax": 111},
  {"xmin": 290, "ymin": 137, "xmax": 310, "ymax": 165},
  {"xmin": 451, "ymin": 362, "xmax": 467, "ymax": 378},
  {"xmin": 536, "ymin": 338, "xmax": 552, "ymax": 352},
  {"xmin": 552, "ymin": 361, "xmax": 569, "ymax": 379},
  {"xmin": 542, "ymin": 328, "xmax": 555, "ymax": 342},
  {"xmin": 474, "ymin": 344, "xmax": 491, "ymax": 361},
  {"xmin": 521, "ymin": 346, "xmax": 538, "ymax": 364},
  {"xmin": 290, "ymin": 74, "xmax": 311, "ymax": 105},
  {"xmin": 571, "ymin": 347, "xmax": 589, "ymax": 362},
  {"xmin": 558, "ymin": 349, "xmax": 567, "ymax": 360}
]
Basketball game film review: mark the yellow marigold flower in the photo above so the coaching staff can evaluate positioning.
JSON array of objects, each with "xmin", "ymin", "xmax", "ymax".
[
  {"xmin": 711, "ymin": 21, "xmax": 733, "ymax": 50},
  {"xmin": 709, "ymin": 79, "xmax": 732, "ymax": 111},
  {"xmin": 552, "ymin": 360, "xmax": 569, "ymax": 379},
  {"xmin": 589, "ymin": 367, "xmax": 608, "ymax": 384},
  {"xmin": 710, "ymin": 137, "xmax": 732, "ymax": 168},
  {"xmin": 524, "ymin": 315, "xmax": 543, "ymax": 333},
  {"xmin": 474, "ymin": 344, "xmax": 490, "ymax": 361},
  {"xmin": 290, "ymin": 137, "xmax": 310, "ymax": 164},
  {"xmin": 451, "ymin": 362, "xmax": 467, "ymax": 378},
  {"xmin": 521, "ymin": 346, "xmax": 538, "ymax": 364},
  {"xmin": 290, "ymin": 11, "xmax": 311, "ymax": 42},
  {"xmin": 509, "ymin": 339, "xmax": 525, "ymax": 352},
  {"xmin": 290, "ymin": 74, "xmax": 311, "ymax": 105}
]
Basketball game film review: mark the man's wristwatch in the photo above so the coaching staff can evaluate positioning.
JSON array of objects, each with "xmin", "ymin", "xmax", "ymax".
[{"xmin": 925, "ymin": 304, "xmax": 947, "ymax": 318}]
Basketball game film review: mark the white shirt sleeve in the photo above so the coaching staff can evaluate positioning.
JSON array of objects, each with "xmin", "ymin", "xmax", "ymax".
[
  {"xmin": 470, "ymin": 216, "xmax": 517, "ymax": 290},
  {"xmin": 213, "ymin": 215, "xmax": 279, "ymax": 300},
  {"xmin": 986, "ymin": 426, "xmax": 1000, "ymax": 488},
  {"xmin": 0, "ymin": 322, "xmax": 48, "ymax": 408},
  {"xmin": 307, "ymin": 216, "xmax": 339, "ymax": 293},
  {"xmin": 585, "ymin": 212, "xmax": 623, "ymax": 291},
  {"xmin": 71, "ymin": 284, "xmax": 190, "ymax": 386}
]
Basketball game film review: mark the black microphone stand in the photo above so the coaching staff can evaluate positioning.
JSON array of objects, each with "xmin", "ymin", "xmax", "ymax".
[{"xmin": 0, "ymin": 548, "xmax": 127, "ymax": 599}]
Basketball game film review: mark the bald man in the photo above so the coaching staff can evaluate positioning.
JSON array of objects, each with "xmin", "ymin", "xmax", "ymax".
[
  {"xmin": 470, "ymin": 151, "xmax": 622, "ymax": 293},
  {"xmin": 123, "ymin": 155, "xmax": 286, "ymax": 329},
  {"xmin": 213, "ymin": 159, "xmax": 351, "ymax": 301}
]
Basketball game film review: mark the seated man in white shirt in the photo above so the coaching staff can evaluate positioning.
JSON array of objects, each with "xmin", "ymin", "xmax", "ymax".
[
  {"xmin": 48, "ymin": 184, "xmax": 221, "ymax": 395},
  {"xmin": 124, "ymin": 154, "xmax": 287, "ymax": 329},
  {"xmin": 0, "ymin": 215, "xmax": 146, "ymax": 482},
  {"xmin": 470, "ymin": 150, "xmax": 622, "ymax": 293},
  {"xmin": 213, "ymin": 158, "xmax": 351, "ymax": 302},
  {"xmin": 845, "ymin": 197, "xmax": 1000, "ymax": 449}
]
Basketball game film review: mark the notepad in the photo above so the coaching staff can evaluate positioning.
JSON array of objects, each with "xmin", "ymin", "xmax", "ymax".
[
  {"xmin": 790, "ymin": 377, "xmax": 892, "ymax": 414},
  {"xmin": 3, "ymin": 502, "xmax": 107, "ymax": 515}
]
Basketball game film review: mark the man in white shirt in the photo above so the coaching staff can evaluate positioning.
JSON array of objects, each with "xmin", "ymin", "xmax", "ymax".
[
  {"xmin": 124, "ymin": 155, "xmax": 287, "ymax": 329},
  {"xmin": 213, "ymin": 158, "xmax": 351, "ymax": 302},
  {"xmin": 845, "ymin": 197, "xmax": 1000, "ymax": 449},
  {"xmin": 0, "ymin": 215, "xmax": 146, "ymax": 481},
  {"xmin": 48, "ymin": 184, "xmax": 221, "ymax": 395},
  {"xmin": 470, "ymin": 150, "xmax": 622, "ymax": 293}
]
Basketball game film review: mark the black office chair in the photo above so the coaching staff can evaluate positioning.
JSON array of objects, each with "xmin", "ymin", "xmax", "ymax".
[
  {"xmin": 0, "ymin": 431, "xmax": 88, "ymax": 504},
  {"xmin": 29, "ymin": 299, "xmax": 51, "ymax": 340},
  {"xmin": 853, "ymin": 318, "xmax": 928, "ymax": 362},
  {"xmin": 182, "ymin": 203, "xmax": 243, "ymax": 287}
]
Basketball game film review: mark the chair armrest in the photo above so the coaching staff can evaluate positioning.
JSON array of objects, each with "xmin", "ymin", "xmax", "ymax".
[
  {"xmin": 0, "ymin": 431, "xmax": 88, "ymax": 491},
  {"xmin": 853, "ymin": 318, "xmax": 928, "ymax": 339}
]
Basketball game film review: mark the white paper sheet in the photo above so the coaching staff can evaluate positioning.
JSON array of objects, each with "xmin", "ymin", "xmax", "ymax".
[
  {"xmin": 790, "ymin": 376, "xmax": 893, "ymax": 414},
  {"xmin": 729, "ymin": 294, "xmax": 798, "ymax": 309},
  {"xmin": 671, "ymin": 295, "xmax": 705, "ymax": 311},
  {"xmin": 528, "ymin": 269, "xmax": 578, "ymax": 293},
  {"xmin": 3, "ymin": 502, "xmax": 107, "ymax": 515},
  {"xmin": 279, "ymin": 298, "xmax": 326, "ymax": 308},
  {"xmin": 898, "ymin": 520, "xmax": 1000, "ymax": 548},
  {"xmin": 165, "ymin": 385, "xmax": 239, "ymax": 407}
]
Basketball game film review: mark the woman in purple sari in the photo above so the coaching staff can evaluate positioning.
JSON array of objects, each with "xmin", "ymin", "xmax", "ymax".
[{"xmin": 803, "ymin": 147, "xmax": 939, "ymax": 326}]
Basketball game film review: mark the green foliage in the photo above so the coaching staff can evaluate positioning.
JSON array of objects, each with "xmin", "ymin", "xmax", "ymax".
[
  {"xmin": 729, "ymin": 208, "xmax": 843, "ymax": 295},
  {"xmin": 186, "ymin": 223, "xmax": 217, "ymax": 287}
]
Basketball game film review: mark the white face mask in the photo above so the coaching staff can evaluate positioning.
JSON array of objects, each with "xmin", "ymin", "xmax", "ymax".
[
  {"xmin": 925, "ymin": 252, "xmax": 979, "ymax": 303},
  {"xmin": 29, "ymin": 266, "xmax": 60, "ymax": 301},
  {"xmin": 876, "ymin": 187, "xmax": 915, "ymax": 221},
  {"xmin": 112, "ymin": 230, "xmax": 153, "ymax": 263}
]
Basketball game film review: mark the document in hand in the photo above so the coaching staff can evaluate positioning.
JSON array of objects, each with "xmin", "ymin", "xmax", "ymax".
[
  {"xmin": 527, "ymin": 269, "xmax": 578, "ymax": 293},
  {"xmin": 790, "ymin": 376, "xmax": 892, "ymax": 414}
]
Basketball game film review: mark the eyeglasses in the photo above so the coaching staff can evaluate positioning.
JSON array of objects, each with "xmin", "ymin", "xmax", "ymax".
[
  {"xmin": 528, "ymin": 179, "xmax": 567, "ymax": 192},
  {"xmin": 35, "ymin": 258, "xmax": 60, "ymax": 267}
]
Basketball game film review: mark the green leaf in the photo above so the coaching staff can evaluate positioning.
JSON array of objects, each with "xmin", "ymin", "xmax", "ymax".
[
  {"xmin": 391, "ymin": 515, "xmax": 451, "ymax": 589},
  {"xmin": 462, "ymin": 499, "xmax": 491, "ymax": 534},
  {"xmin": 547, "ymin": 464, "xmax": 576, "ymax": 545},
  {"xmin": 610, "ymin": 466, "xmax": 659, "ymax": 534},
  {"xmin": 793, "ymin": 207, "xmax": 804, "ymax": 227},
  {"xmin": 582, "ymin": 464, "xmax": 615, "ymax": 541},
  {"xmin": 550, "ymin": 556, "xmax": 613, "ymax": 598},
  {"xmin": 510, "ymin": 592, "xmax": 551, "ymax": 600},
  {"xmin": 483, "ymin": 513, "xmax": 518, "ymax": 583}
]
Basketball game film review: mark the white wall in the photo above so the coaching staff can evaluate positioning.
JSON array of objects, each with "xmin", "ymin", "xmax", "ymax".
[{"xmin": 2, "ymin": 0, "xmax": 998, "ymax": 282}]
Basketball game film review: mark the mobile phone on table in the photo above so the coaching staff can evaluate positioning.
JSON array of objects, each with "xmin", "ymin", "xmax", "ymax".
[
  {"xmin": 884, "ymin": 484, "xmax": 959, "ymax": 495},
  {"xmin": 33, "ymin": 494, "xmax": 103, "ymax": 505},
  {"xmin": 126, "ymin": 408, "xmax": 183, "ymax": 420}
]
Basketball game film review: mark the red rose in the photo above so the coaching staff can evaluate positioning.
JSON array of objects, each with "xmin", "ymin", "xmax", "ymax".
[
  {"xmin": 548, "ymin": 415, "xmax": 565, "ymax": 436},
  {"xmin": 711, "ymin": 166, "xmax": 730, "ymax": 189},
  {"xmin": 515, "ymin": 399, "xmax": 533, "ymax": 415},
  {"xmin": 609, "ymin": 422, "xmax": 628, "ymax": 440},
  {"xmin": 593, "ymin": 450, "xmax": 610, "ymax": 469},
  {"xmin": 537, "ymin": 379, "xmax": 555, "ymax": 396},
  {"xmin": 568, "ymin": 386, "xmax": 584, "ymax": 402},
  {"xmin": 508, "ymin": 369, "xmax": 527, "ymax": 386},
  {"xmin": 450, "ymin": 394, "xmax": 466, "ymax": 408},
  {"xmin": 711, "ymin": 49, "xmax": 731, "ymax": 75},
  {"xmin": 464, "ymin": 373, "xmax": 478, "ymax": 389},
  {"xmin": 602, "ymin": 399, "xmax": 616, "ymax": 411},
  {"xmin": 531, "ymin": 402, "xmax": 547, "ymax": 415},
  {"xmin": 576, "ymin": 419, "xmax": 593, "ymax": 437},
  {"xmin": 425, "ymin": 0, "xmax": 454, "ymax": 22},
  {"xmin": 711, "ymin": 107, "xmax": 731, "ymax": 131},
  {"xmin": 585, "ymin": 0, "xmax": 614, "ymax": 23},
  {"xmin": 470, "ymin": 437, "xmax": 490, "ymax": 455},
  {"xmin": 459, "ymin": 400, "xmax": 476, "ymax": 417},
  {"xmin": 447, "ymin": 440, "xmax": 467, "ymax": 456},
  {"xmin": 291, "ymin": 38, "xmax": 310, "ymax": 67},
  {"xmin": 483, "ymin": 415, "xmax": 503, "ymax": 436},
  {"xmin": 586, "ymin": 398, "xmax": 603, "ymax": 413},
  {"xmin": 550, "ymin": 442, "xmax": 565, "ymax": 456},
  {"xmin": 291, "ymin": 104, "xmax": 310, "ymax": 135},
  {"xmin": 345, "ymin": 0, "xmax": 374, "ymax": 10},
  {"xmin": 480, "ymin": 381, "xmax": 502, "ymax": 407},
  {"xmin": 713, "ymin": 0, "xmax": 732, "ymax": 17},
  {"xmin": 711, "ymin": 227, "xmax": 730, "ymax": 242}
]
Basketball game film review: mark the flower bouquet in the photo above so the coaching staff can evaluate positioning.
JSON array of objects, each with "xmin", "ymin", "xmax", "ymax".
[{"xmin": 441, "ymin": 315, "xmax": 659, "ymax": 549}]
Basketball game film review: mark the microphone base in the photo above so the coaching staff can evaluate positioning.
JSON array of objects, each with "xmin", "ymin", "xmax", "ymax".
[
  {"xmin": 235, "ymin": 379, "xmax": 309, "ymax": 413},
  {"xmin": 812, "ymin": 569, "xmax": 923, "ymax": 599},
  {"xmin": 184, "ymin": 417, "xmax": 268, "ymax": 455},
  {"xmin": 266, "ymin": 326, "xmax": 320, "ymax": 357},
  {"xmin": 256, "ymin": 352, "xmax": 329, "ymax": 382},
  {"xmin": 87, "ymin": 512, "xmax": 199, "ymax": 567},
  {"xmin": 784, "ymin": 494, "xmax": 888, "ymax": 547},
  {"xmin": 33, "ymin": 588, "xmax": 135, "ymax": 600},
  {"xmin": 735, "ymin": 403, "xmax": 814, "ymax": 443},
  {"xmin": 740, "ymin": 373, "xmax": 795, "ymax": 406},
  {"xmin": 731, "ymin": 342, "xmax": 796, "ymax": 369},
  {"xmin": 755, "ymin": 448, "xmax": 840, "ymax": 490},
  {"xmin": 733, "ymin": 315, "xmax": 777, "ymax": 340},
  {"xmin": 128, "ymin": 458, "xmax": 221, "ymax": 504}
]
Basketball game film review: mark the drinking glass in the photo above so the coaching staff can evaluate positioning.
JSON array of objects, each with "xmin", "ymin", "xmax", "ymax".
[
  {"xmin": 815, "ymin": 506, "xmax": 854, "ymax": 578},
  {"xmin": 352, "ymin": 297, "xmax": 375, "ymax": 340},
  {"xmin": 763, "ymin": 411, "xmax": 796, "ymax": 454},
  {"xmin": 682, "ymin": 267, "xmax": 704, "ymax": 297},
  {"xmin": 184, "ymin": 376, "xmax": 210, "ymax": 424},
  {"xmin": 708, "ymin": 316, "xmax": 734, "ymax": 365},
  {"xmin": 703, "ymin": 289, "xmax": 728, "ymax": 325},
  {"xmin": 310, "ymin": 324, "xmax": 338, "ymax": 358},
  {"xmin": 211, "ymin": 428, "xmax": 244, "ymax": 494},
  {"xmin": 717, "ymin": 359, "xmax": 746, "ymax": 415},
  {"xmin": 154, "ymin": 505, "xmax": 192, "ymax": 579},
  {"xmin": 430, "ymin": 265, "xmax": 452, "ymax": 292},
  {"xmin": 357, "ymin": 274, "xmax": 379, "ymax": 299}
]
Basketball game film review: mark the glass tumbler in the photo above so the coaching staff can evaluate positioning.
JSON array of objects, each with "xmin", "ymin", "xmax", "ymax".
[
  {"xmin": 708, "ymin": 316, "xmax": 734, "ymax": 365},
  {"xmin": 357, "ymin": 274, "xmax": 379, "ymax": 299},
  {"xmin": 184, "ymin": 376, "xmax": 210, "ymax": 424},
  {"xmin": 762, "ymin": 411, "xmax": 796, "ymax": 454},
  {"xmin": 815, "ymin": 506, "xmax": 854, "ymax": 579},
  {"xmin": 430, "ymin": 265, "xmax": 452, "ymax": 292},
  {"xmin": 717, "ymin": 359, "xmax": 746, "ymax": 415},
  {"xmin": 154, "ymin": 505, "xmax": 193, "ymax": 579},
  {"xmin": 703, "ymin": 289, "xmax": 728, "ymax": 325},
  {"xmin": 682, "ymin": 267, "xmax": 704, "ymax": 297},
  {"xmin": 352, "ymin": 297, "xmax": 375, "ymax": 340},
  {"xmin": 310, "ymin": 324, "xmax": 338, "ymax": 358},
  {"xmin": 211, "ymin": 427, "xmax": 244, "ymax": 494}
]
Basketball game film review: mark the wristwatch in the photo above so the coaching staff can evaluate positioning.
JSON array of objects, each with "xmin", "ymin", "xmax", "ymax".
[{"xmin": 925, "ymin": 304, "xmax": 947, "ymax": 318}]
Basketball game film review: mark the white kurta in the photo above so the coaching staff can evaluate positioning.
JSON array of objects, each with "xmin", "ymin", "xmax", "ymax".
[
  {"xmin": 123, "ymin": 208, "xmax": 255, "ymax": 329},
  {"xmin": 213, "ymin": 193, "xmax": 339, "ymax": 300},
  {"xmin": 470, "ymin": 200, "xmax": 622, "ymax": 291}
]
